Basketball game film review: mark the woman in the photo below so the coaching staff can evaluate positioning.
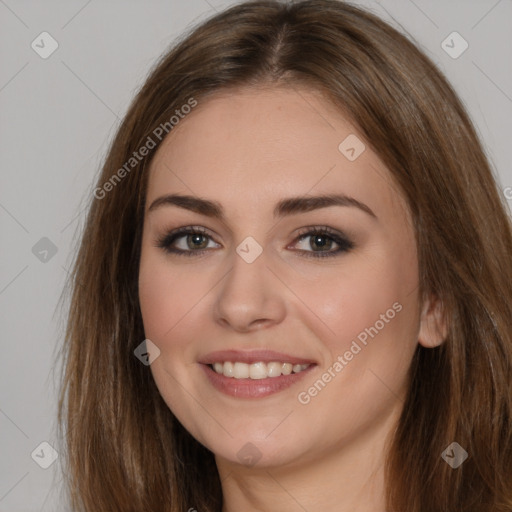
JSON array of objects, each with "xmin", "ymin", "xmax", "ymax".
[{"xmin": 57, "ymin": 1, "xmax": 512, "ymax": 511}]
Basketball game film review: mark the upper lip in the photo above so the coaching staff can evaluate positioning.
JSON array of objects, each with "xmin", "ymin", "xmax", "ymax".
[{"xmin": 199, "ymin": 349, "xmax": 316, "ymax": 365}]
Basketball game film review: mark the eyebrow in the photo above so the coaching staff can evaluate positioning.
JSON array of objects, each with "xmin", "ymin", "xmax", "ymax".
[{"xmin": 147, "ymin": 193, "xmax": 377, "ymax": 220}]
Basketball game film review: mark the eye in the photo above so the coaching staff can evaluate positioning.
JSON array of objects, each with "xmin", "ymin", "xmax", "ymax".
[
  {"xmin": 155, "ymin": 225, "xmax": 354, "ymax": 258},
  {"xmin": 291, "ymin": 226, "xmax": 354, "ymax": 258},
  {"xmin": 155, "ymin": 226, "xmax": 220, "ymax": 257}
]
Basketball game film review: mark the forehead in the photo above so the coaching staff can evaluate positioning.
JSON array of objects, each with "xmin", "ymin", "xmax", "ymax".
[{"xmin": 146, "ymin": 86, "xmax": 408, "ymax": 222}]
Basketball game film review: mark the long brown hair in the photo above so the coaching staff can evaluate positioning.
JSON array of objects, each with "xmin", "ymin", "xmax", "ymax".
[{"xmin": 57, "ymin": 1, "xmax": 512, "ymax": 510}]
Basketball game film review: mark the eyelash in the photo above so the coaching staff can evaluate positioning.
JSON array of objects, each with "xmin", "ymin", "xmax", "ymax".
[{"xmin": 155, "ymin": 225, "xmax": 354, "ymax": 259}]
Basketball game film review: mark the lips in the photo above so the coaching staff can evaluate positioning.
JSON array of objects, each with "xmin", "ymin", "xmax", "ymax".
[
  {"xmin": 199, "ymin": 349, "xmax": 315, "ymax": 366},
  {"xmin": 198, "ymin": 349, "xmax": 317, "ymax": 399}
]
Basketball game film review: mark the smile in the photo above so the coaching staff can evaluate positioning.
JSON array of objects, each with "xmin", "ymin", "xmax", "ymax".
[
  {"xmin": 199, "ymin": 349, "xmax": 317, "ymax": 398},
  {"xmin": 210, "ymin": 361, "xmax": 311, "ymax": 379}
]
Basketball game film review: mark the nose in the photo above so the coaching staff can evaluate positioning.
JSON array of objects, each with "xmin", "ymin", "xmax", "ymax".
[{"xmin": 212, "ymin": 244, "xmax": 286, "ymax": 333}]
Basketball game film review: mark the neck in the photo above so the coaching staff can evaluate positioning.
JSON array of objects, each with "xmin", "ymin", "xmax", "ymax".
[{"xmin": 216, "ymin": 402, "xmax": 400, "ymax": 512}]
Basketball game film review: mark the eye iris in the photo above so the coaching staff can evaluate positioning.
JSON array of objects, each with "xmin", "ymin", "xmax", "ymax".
[
  {"xmin": 311, "ymin": 234, "xmax": 332, "ymax": 251},
  {"xmin": 188, "ymin": 233, "xmax": 208, "ymax": 249}
]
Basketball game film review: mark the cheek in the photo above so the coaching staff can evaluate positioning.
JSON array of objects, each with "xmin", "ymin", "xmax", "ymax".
[
  {"xmin": 288, "ymin": 247, "xmax": 418, "ymax": 359},
  {"xmin": 137, "ymin": 249, "xmax": 216, "ymax": 401},
  {"xmin": 293, "ymin": 259, "xmax": 419, "ymax": 434},
  {"xmin": 138, "ymin": 251, "xmax": 207, "ymax": 342},
  {"xmin": 138, "ymin": 253, "xmax": 200, "ymax": 412},
  {"xmin": 138, "ymin": 271, "xmax": 174, "ymax": 342}
]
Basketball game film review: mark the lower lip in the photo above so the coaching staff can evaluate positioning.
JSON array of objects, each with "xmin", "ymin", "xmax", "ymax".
[{"xmin": 200, "ymin": 363, "xmax": 315, "ymax": 399}]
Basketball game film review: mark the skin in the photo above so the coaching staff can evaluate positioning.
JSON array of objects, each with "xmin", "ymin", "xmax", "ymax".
[{"xmin": 138, "ymin": 85, "xmax": 446, "ymax": 512}]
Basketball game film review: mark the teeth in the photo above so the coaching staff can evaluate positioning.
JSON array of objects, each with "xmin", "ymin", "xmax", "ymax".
[
  {"xmin": 249, "ymin": 362, "xmax": 267, "ymax": 379},
  {"xmin": 267, "ymin": 362, "xmax": 283, "ymax": 377},
  {"xmin": 281, "ymin": 363, "xmax": 293, "ymax": 375},
  {"xmin": 223, "ymin": 361, "xmax": 234, "ymax": 378},
  {"xmin": 210, "ymin": 361, "xmax": 310, "ymax": 379},
  {"xmin": 233, "ymin": 362, "xmax": 249, "ymax": 379}
]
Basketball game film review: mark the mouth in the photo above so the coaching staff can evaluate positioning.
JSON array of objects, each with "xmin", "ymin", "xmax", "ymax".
[
  {"xmin": 209, "ymin": 361, "xmax": 311, "ymax": 379},
  {"xmin": 199, "ymin": 350, "xmax": 317, "ymax": 399}
]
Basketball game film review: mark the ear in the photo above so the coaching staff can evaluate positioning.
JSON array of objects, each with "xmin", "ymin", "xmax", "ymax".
[{"xmin": 418, "ymin": 296, "xmax": 448, "ymax": 348}]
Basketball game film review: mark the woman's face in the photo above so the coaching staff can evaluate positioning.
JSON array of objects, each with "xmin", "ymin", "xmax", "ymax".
[{"xmin": 138, "ymin": 86, "xmax": 440, "ymax": 469}]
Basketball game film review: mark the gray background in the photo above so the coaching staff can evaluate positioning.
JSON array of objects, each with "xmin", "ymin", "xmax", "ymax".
[{"xmin": 1, "ymin": 0, "xmax": 511, "ymax": 510}]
